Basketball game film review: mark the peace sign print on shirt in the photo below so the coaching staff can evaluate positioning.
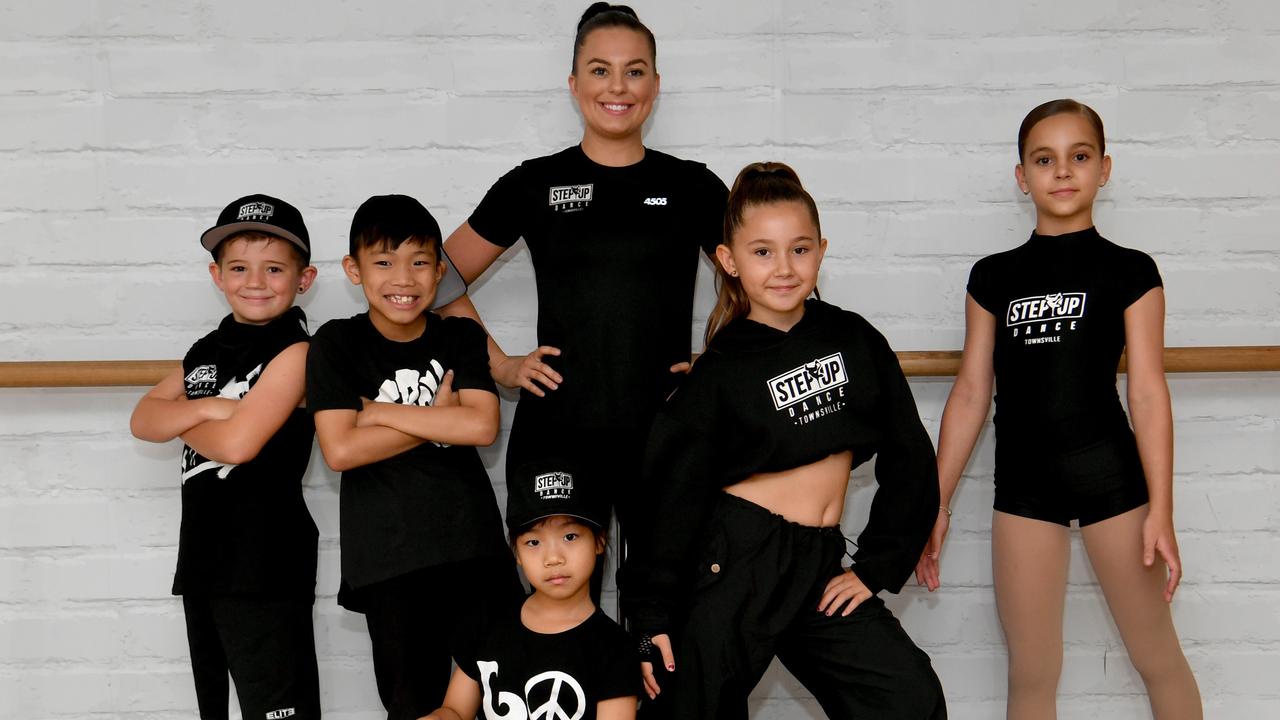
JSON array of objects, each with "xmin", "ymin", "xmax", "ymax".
[{"xmin": 479, "ymin": 661, "xmax": 588, "ymax": 720}]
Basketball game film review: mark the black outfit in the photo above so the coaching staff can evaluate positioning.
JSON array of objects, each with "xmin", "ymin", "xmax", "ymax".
[
  {"xmin": 967, "ymin": 227, "xmax": 1163, "ymax": 526},
  {"xmin": 468, "ymin": 145, "xmax": 728, "ymax": 524},
  {"xmin": 177, "ymin": 306, "xmax": 320, "ymax": 720},
  {"xmin": 623, "ymin": 300, "xmax": 945, "ymax": 719},
  {"xmin": 306, "ymin": 311, "xmax": 520, "ymax": 718},
  {"xmin": 453, "ymin": 605, "xmax": 638, "ymax": 720}
]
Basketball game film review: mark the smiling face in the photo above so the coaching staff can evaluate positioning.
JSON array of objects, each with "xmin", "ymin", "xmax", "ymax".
[
  {"xmin": 514, "ymin": 515, "xmax": 603, "ymax": 603},
  {"xmin": 209, "ymin": 235, "xmax": 314, "ymax": 325},
  {"xmin": 341, "ymin": 239, "xmax": 443, "ymax": 341},
  {"xmin": 716, "ymin": 200, "xmax": 827, "ymax": 332},
  {"xmin": 1015, "ymin": 112, "xmax": 1112, "ymax": 235},
  {"xmin": 568, "ymin": 26, "xmax": 659, "ymax": 147}
]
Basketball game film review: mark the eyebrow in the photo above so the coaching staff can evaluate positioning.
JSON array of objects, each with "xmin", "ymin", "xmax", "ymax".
[
  {"xmin": 1028, "ymin": 141, "xmax": 1099, "ymax": 154},
  {"xmin": 744, "ymin": 235, "xmax": 817, "ymax": 245},
  {"xmin": 585, "ymin": 57, "xmax": 650, "ymax": 67}
]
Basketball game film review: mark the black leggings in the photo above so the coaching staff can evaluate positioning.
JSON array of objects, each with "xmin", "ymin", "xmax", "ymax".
[{"xmin": 653, "ymin": 493, "xmax": 945, "ymax": 720}]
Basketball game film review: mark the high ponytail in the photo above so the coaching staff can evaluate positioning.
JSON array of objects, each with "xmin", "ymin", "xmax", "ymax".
[
  {"xmin": 704, "ymin": 162, "xmax": 822, "ymax": 345},
  {"xmin": 572, "ymin": 3, "xmax": 657, "ymax": 72}
]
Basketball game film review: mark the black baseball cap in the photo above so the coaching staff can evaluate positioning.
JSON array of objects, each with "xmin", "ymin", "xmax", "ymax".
[
  {"xmin": 201, "ymin": 194, "xmax": 311, "ymax": 262},
  {"xmin": 506, "ymin": 457, "xmax": 609, "ymax": 532}
]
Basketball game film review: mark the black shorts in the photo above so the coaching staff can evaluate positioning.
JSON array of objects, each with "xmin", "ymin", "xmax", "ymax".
[
  {"xmin": 994, "ymin": 433, "xmax": 1149, "ymax": 527},
  {"xmin": 182, "ymin": 594, "xmax": 320, "ymax": 720}
]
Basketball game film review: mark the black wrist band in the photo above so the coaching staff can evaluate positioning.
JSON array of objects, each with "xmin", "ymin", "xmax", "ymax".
[{"xmin": 638, "ymin": 633, "xmax": 655, "ymax": 657}]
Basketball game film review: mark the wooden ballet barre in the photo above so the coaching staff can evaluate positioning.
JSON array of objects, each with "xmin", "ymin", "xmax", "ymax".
[{"xmin": 0, "ymin": 347, "xmax": 1277, "ymax": 388}]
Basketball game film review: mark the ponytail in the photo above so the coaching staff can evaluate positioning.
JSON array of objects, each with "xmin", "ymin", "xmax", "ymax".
[{"xmin": 705, "ymin": 162, "xmax": 822, "ymax": 345}]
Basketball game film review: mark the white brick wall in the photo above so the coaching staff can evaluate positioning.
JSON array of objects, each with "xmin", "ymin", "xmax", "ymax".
[{"xmin": 2, "ymin": 2, "xmax": 1277, "ymax": 717}]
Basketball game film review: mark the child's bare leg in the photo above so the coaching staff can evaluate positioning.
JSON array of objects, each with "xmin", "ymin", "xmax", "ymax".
[
  {"xmin": 1080, "ymin": 506, "xmax": 1202, "ymax": 719},
  {"xmin": 993, "ymin": 510, "xmax": 1071, "ymax": 720}
]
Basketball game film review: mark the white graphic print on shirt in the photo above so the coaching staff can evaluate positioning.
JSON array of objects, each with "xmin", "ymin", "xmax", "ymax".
[
  {"xmin": 548, "ymin": 184, "xmax": 593, "ymax": 213},
  {"xmin": 180, "ymin": 363, "xmax": 264, "ymax": 483},
  {"xmin": 478, "ymin": 660, "xmax": 587, "ymax": 720},
  {"xmin": 1005, "ymin": 291, "xmax": 1087, "ymax": 344},
  {"xmin": 767, "ymin": 353, "xmax": 849, "ymax": 426},
  {"xmin": 375, "ymin": 359, "xmax": 450, "ymax": 447}
]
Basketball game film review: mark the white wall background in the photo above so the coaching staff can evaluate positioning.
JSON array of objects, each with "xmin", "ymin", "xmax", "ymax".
[{"xmin": 2, "ymin": 1, "xmax": 1278, "ymax": 718}]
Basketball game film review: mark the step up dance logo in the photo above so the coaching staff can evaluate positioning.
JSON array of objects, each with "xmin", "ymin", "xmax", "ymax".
[
  {"xmin": 1005, "ymin": 292, "xmax": 1087, "ymax": 345},
  {"xmin": 768, "ymin": 352, "xmax": 849, "ymax": 425},
  {"xmin": 548, "ymin": 183, "xmax": 593, "ymax": 213}
]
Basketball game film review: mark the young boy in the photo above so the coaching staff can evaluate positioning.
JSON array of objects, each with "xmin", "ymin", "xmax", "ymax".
[
  {"xmin": 425, "ymin": 455, "xmax": 638, "ymax": 720},
  {"xmin": 130, "ymin": 194, "xmax": 322, "ymax": 720},
  {"xmin": 305, "ymin": 194, "xmax": 520, "ymax": 720}
]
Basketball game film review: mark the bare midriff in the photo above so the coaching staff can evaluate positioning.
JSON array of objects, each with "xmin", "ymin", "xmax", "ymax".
[{"xmin": 723, "ymin": 450, "xmax": 854, "ymax": 527}]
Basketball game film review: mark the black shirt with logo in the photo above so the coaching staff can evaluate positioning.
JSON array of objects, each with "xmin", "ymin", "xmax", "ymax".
[
  {"xmin": 454, "ymin": 606, "xmax": 638, "ymax": 720},
  {"xmin": 622, "ymin": 300, "xmax": 939, "ymax": 634},
  {"xmin": 967, "ymin": 227, "xmax": 1163, "ymax": 457},
  {"xmin": 175, "ymin": 306, "xmax": 318, "ymax": 599},
  {"xmin": 468, "ymin": 145, "xmax": 729, "ymax": 436},
  {"xmin": 306, "ymin": 312, "xmax": 509, "ymax": 601}
]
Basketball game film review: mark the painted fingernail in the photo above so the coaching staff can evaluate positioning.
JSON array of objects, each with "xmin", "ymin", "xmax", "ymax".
[{"xmin": 667, "ymin": 663, "xmax": 674, "ymax": 671}]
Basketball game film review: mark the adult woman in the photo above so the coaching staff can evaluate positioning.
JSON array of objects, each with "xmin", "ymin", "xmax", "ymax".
[{"xmin": 438, "ymin": 3, "xmax": 728, "ymax": 529}]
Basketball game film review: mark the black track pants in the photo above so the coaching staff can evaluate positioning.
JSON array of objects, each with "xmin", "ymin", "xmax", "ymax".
[
  {"xmin": 183, "ymin": 594, "xmax": 320, "ymax": 720},
  {"xmin": 653, "ymin": 493, "xmax": 946, "ymax": 719}
]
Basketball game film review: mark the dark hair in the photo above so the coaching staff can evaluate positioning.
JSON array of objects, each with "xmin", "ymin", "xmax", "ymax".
[
  {"xmin": 348, "ymin": 194, "xmax": 443, "ymax": 259},
  {"xmin": 1017, "ymin": 98, "xmax": 1106, "ymax": 161},
  {"xmin": 212, "ymin": 230, "xmax": 307, "ymax": 268},
  {"xmin": 705, "ymin": 162, "xmax": 822, "ymax": 344},
  {"xmin": 572, "ymin": 3, "xmax": 656, "ymax": 72}
]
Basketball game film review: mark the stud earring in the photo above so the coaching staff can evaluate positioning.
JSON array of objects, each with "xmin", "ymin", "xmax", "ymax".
[{"xmin": 730, "ymin": 270, "xmax": 738, "ymax": 277}]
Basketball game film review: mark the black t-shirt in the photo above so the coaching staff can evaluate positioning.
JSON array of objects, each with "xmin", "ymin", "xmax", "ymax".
[
  {"xmin": 621, "ymin": 300, "xmax": 939, "ymax": 634},
  {"xmin": 454, "ymin": 605, "xmax": 638, "ymax": 720},
  {"xmin": 967, "ymin": 227, "xmax": 1163, "ymax": 457},
  {"xmin": 306, "ymin": 312, "xmax": 509, "ymax": 595},
  {"xmin": 468, "ymin": 145, "xmax": 729, "ymax": 434},
  {"xmin": 175, "ymin": 306, "xmax": 317, "ymax": 598}
]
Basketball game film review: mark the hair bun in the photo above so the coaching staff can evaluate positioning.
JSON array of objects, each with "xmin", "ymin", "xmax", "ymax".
[
  {"xmin": 737, "ymin": 161, "xmax": 802, "ymax": 187},
  {"xmin": 577, "ymin": 2, "xmax": 639, "ymax": 31}
]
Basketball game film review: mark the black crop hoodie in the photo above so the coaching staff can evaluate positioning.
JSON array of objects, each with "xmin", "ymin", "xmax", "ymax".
[{"xmin": 622, "ymin": 299, "xmax": 939, "ymax": 635}]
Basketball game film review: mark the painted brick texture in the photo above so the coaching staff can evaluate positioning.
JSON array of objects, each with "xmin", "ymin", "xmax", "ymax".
[{"xmin": 1, "ymin": 1, "xmax": 1277, "ymax": 718}]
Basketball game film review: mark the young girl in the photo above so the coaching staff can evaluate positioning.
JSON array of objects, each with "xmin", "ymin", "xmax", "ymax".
[
  {"xmin": 435, "ymin": 2, "xmax": 727, "ymax": 537},
  {"xmin": 422, "ymin": 456, "xmax": 637, "ymax": 720},
  {"xmin": 622, "ymin": 163, "xmax": 945, "ymax": 719},
  {"xmin": 914, "ymin": 99, "xmax": 1203, "ymax": 718}
]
